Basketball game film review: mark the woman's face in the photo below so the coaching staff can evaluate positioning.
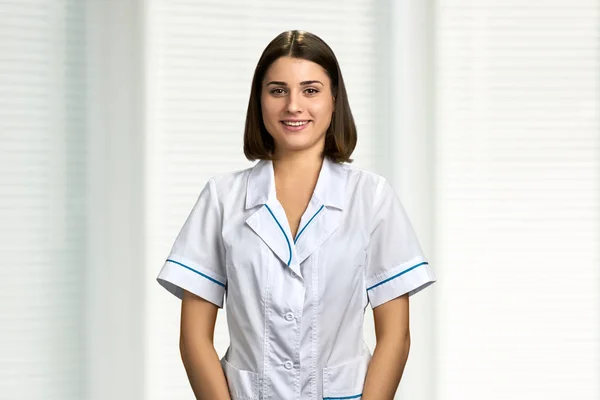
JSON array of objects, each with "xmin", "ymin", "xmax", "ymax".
[{"xmin": 261, "ymin": 56, "xmax": 335, "ymax": 158}]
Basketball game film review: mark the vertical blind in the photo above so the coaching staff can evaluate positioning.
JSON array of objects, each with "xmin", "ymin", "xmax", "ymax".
[
  {"xmin": 435, "ymin": 1, "xmax": 600, "ymax": 399},
  {"xmin": 144, "ymin": 1, "xmax": 385, "ymax": 399},
  {"xmin": 0, "ymin": 1, "xmax": 86, "ymax": 399}
]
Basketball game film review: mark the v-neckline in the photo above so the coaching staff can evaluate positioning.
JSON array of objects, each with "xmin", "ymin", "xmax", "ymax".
[{"xmin": 273, "ymin": 158, "xmax": 326, "ymax": 243}]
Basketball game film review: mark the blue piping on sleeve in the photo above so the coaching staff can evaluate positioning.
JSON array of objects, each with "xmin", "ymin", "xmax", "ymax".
[
  {"xmin": 166, "ymin": 259, "xmax": 226, "ymax": 287},
  {"xmin": 366, "ymin": 261, "xmax": 429, "ymax": 291}
]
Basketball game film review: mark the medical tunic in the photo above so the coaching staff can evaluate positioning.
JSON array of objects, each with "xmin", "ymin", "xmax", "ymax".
[{"xmin": 157, "ymin": 157, "xmax": 437, "ymax": 400}]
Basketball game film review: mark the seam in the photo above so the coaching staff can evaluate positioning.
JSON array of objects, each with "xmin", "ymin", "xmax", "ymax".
[
  {"xmin": 293, "ymin": 295, "xmax": 301, "ymax": 399},
  {"xmin": 263, "ymin": 255, "xmax": 272, "ymax": 400},
  {"xmin": 165, "ymin": 259, "xmax": 226, "ymax": 287},
  {"xmin": 208, "ymin": 178, "xmax": 228, "ymax": 270},
  {"xmin": 369, "ymin": 176, "xmax": 387, "ymax": 234},
  {"xmin": 311, "ymin": 253, "xmax": 318, "ymax": 399},
  {"xmin": 366, "ymin": 261, "xmax": 429, "ymax": 291},
  {"xmin": 363, "ymin": 176, "xmax": 387, "ymax": 297}
]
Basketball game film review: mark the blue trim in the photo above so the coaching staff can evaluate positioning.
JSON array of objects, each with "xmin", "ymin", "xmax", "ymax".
[
  {"xmin": 166, "ymin": 259, "xmax": 226, "ymax": 287},
  {"xmin": 265, "ymin": 204, "xmax": 292, "ymax": 266},
  {"xmin": 294, "ymin": 204, "xmax": 324, "ymax": 243},
  {"xmin": 366, "ymin": 261, "xmax": 429, "ymax": 291},
  {"xmin": 323, "ymin": 394, "xmax": 362, "ymax": 399}
]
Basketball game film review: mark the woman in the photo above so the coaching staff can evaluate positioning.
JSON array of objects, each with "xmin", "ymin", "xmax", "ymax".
[{"xmin": 157, "ymin": 30, "xmax": 436, "ymax": 400}]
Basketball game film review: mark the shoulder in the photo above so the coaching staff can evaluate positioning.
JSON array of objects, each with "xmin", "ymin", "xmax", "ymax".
[
  {"xmin": 342, "ymin": 163, "xmax": 390, "ymax": 202},
  {"xmin": 209, "ymin": 165, "xmax": 252, "ymax": 194},
  {"xmin": 200, "ymin": 164, "xmax": 260, "ymax": 212}
]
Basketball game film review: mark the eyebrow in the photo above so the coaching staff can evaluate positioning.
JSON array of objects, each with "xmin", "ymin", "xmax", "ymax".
[{"xmin": 266, "ymin": 80, "xmax": 324, "ymax": 86}]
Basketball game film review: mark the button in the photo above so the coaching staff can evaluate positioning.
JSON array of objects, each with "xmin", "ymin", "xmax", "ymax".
[
  {"xmin": 285, "ymin": 312, "xmax": 295, "ymax": 321},
  {"xmin": 284, "ymin": 361, "xmax": 294, "ymax": 370}
]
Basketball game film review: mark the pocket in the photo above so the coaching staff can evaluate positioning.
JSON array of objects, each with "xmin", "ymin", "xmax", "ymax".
[
  {"xmin": 220, "ymin": 358, "xmax": 259, "ymax": 400},
  {"xmin": 322, "ymin": 354, "xmax": 371, "ymax": 399}
]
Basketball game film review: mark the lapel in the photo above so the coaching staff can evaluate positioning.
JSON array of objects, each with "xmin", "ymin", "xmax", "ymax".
[
  {"xmin": 244, "ymin": 157, "xmax": 348, "ymax": 281},
  {"xmin": 293, "ymin": 157, "xmax": 346, "ymax": 264}
]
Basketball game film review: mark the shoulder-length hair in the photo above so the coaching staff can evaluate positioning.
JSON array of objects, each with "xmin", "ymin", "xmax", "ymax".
[{"xmin": 243, "ymin": 30, "xmax": 357, "ymax": 163}]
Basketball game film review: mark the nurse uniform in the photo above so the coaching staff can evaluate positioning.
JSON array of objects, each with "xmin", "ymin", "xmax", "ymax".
[{"xmin": 157, "ymin": 157, "xmax": 437, "ymax": 400}]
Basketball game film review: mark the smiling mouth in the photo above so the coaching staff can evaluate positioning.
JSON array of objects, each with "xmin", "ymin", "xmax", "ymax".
[{"xmin": 281, "ymin": 120, "xmax": 310, "ymax": 127}]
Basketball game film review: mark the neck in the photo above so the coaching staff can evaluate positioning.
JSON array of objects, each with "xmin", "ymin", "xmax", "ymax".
[{"xmin": 272, "ymin": 148, "xmax": 324, "ymax": 179}]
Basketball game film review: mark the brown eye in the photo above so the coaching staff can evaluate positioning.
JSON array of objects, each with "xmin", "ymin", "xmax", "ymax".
[
  {"xmin": 305, "ymin": 88, "xmax": 319, "ymax": 95},
  {"xmin": 270, "ymin": 88, "xmax": 286, "ymax": 95}
]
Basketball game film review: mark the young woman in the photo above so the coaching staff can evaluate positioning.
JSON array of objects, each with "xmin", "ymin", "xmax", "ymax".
[{"xmin": 157, "ymin": 30, "xmax": 437, "ymax": 400}]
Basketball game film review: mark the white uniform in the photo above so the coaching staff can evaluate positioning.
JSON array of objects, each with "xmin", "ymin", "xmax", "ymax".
[{"xmin": 157, "ymin": 157, "xmax": 437, "ymax": 400}]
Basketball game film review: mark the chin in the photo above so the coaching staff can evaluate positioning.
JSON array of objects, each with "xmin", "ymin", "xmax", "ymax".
[
  {"xmin": 279, "ymin": 141, "xmax": 314, "ymax": 152},
  {"xmin": 276, "ymin": 138, "xmax": 325, "ymax": 156},
  {"xmin": 269, "ymin": 126, "xmax": 326, "ymax": 155}
]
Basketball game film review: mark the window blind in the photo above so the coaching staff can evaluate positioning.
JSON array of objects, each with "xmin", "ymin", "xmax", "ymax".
[
  {"xmin": 0, "ymin": 1, "xmax": 86, "ymax": 398},
  {"xmin": 434, "ymin": 2, "xmax": 600, "ymax": 399}
]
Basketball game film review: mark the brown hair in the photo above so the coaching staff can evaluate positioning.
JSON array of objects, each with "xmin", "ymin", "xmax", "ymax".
[{"xmin": 243, "ymin": 30, "xmax": 357, "ymax": 163}]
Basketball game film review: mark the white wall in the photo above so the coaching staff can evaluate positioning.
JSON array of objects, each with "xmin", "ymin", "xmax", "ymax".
[{"xmin": 434, "ymin": 1, "xmax": 600, "ymax": 399}]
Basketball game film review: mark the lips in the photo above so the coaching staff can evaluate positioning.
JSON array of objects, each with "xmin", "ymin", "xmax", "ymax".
[
  {"xmin": 281, "ymin": 120, "xmax": 310, "ymax": 126},
  {"xmin": 280, "ymin": 120, "xmax": 311, "ymax": 132}
]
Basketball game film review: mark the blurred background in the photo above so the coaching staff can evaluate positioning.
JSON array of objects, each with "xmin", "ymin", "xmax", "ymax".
[{"xmin": 0, "ymin": 0, "xmax": 598, "ymax": 399}]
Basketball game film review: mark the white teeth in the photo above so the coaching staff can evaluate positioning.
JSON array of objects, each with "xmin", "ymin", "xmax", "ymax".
[{"xmin": 283, "ymin": 121, "xmax": 308, "ymax": 127}]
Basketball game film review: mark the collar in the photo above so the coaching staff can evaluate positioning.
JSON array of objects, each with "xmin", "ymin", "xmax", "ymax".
[{"xmin": 245, "ymin": 156, "xmax": 347, "ymax": 210}]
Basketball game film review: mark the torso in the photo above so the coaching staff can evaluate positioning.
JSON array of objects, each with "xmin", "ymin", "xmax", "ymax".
[
  {"xmin": 159, "ymin": 157, "xmax": 436, "ymax": 400},
  {"xmin": 220, "ymin": 160, "xmax": 377, "ymax": 400}
]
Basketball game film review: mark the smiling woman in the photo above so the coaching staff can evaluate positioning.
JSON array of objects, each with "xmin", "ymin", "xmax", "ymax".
[{"xmin": 157, "ymin": 29, "xmax": 436, "ymax": 400}]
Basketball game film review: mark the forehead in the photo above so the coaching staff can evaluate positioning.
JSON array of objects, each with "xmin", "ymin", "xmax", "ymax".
[{"xmin": 263, "ymin": 57, "xmax": 330, "ymax": 84}]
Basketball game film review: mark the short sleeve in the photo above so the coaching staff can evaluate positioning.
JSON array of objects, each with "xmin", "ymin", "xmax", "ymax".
[
  {"xmin": 156, "ymin": 178, "xmax": 227, "ymax": 308},
  {"xmin": 365, "ymin": 178, "xmax": 437, "ymax": 308}
]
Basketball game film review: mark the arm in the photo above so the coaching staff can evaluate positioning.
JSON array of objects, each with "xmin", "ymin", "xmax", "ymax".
[
  {"xmin": 180, "ymin": 290, "xmax": 231, "ymax": 400},
  {"xmin": 362, "ymin": 294, "xmax": 411, "ymax": 400}
]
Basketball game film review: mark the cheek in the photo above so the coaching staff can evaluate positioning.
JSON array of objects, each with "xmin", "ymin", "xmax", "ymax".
[
  {"xmin": 261, "ymin": 99, "xmax": 283, "ymax": 122},
  {"xmin": 314, "ymin": 95, "xmax": 334, "ymax": 113},
  {"xmin": 311, "ymin": 102, "xmax": 334, "ymax": 123}
]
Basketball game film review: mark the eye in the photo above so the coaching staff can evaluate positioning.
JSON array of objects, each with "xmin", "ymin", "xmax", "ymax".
[
  {"xmin": 305, "ymin": 88, "xmax": 319, "ymax": 95},
  {"xmin": 270, "ymin": 88, "xmax": 286, "ymax": 95}
]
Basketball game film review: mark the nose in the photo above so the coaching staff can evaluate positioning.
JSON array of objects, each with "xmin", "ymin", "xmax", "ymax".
[{"xmin": 285, "ymin": 91, "xmax": 302, "ymax": 114}]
